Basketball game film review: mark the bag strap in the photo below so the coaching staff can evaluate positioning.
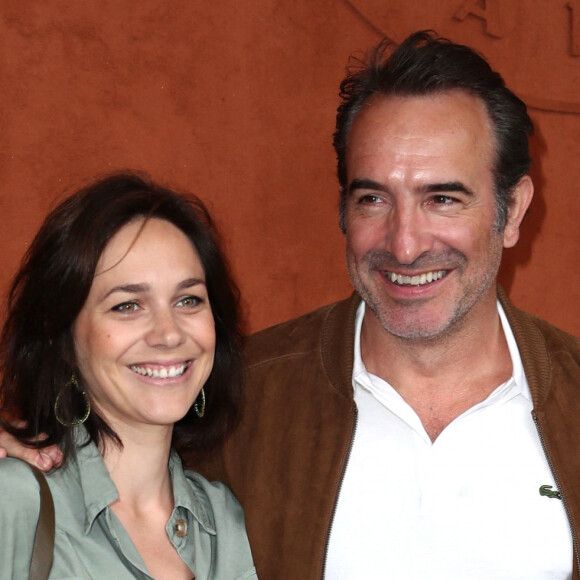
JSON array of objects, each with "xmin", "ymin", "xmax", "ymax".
[{"xmin": 28, "ymin": 464, "xmax": 55, "ymax": 580}]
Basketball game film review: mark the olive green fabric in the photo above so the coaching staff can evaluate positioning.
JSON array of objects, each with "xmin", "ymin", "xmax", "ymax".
[{"xmin": 0, "ymin": 429, "xmax": 257, "ymax": 579}]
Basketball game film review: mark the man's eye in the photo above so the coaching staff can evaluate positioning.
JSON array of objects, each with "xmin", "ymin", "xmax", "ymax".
[
  {"xmin": 112, "ymin": 301, "xmax": 140, "ymax": 313},
  {"xmin": 358, "ymin": 194, "xmax": 382, "ymax": 204},
  {"xmin": 177, "ymin": 296, "xmax": 203, "ymax": 308},
  {"xmin": 431, "ymin": 195, "xmax": 457, "ymax": 205}
]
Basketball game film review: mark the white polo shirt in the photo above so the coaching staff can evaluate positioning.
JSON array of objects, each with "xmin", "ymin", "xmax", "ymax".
[{"xmin": 325, "ymin": 302, "xmax": 573, "ymax": 579}]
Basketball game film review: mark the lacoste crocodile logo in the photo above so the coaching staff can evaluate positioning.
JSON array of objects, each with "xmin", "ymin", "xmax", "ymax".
[{"xmin": 539, "ymin": 485, "xmax": 562, "ymax": 500}]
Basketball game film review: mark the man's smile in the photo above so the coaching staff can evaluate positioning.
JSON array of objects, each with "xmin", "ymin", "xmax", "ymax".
[{"xmin": 384, "ymin": 269, "xmax": 448, "ymax": 287}]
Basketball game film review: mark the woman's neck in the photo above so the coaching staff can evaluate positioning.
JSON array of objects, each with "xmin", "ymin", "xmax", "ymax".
[
  {"xmin": 101, "ymin": 424, "xmax": 193, "ymax": 579},
  {"xmin": 102, "ymin": 424, "xmax": 174, "ymax": 512}
]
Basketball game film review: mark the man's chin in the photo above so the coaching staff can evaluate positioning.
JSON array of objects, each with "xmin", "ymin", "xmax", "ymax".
[{"xmin": 367, "ymin": 301, "xmax": 462, "ymax": 342}]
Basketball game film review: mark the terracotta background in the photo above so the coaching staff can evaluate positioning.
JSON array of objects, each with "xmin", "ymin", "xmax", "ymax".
[{"xmin": 1, "ymin": 0, "xmax": 579, "ymax": 336}]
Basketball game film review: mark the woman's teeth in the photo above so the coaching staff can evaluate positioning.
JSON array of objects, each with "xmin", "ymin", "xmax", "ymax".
[
  {"xmin": 130, "ymin": 363, "xmax": 189, "ymax": 378},
  {"xmin": 387, "ymin": 270, "xmax": 447, "ymax": 286}
]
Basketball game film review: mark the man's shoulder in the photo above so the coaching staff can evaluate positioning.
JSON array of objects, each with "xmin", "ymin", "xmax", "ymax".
[
  {"xmin": 501, "ymin": 293, "xmax": 580, "ymax": 397},
  {"xmin": 503, "ymin": 296, "xmax": 580, "ymax": 356},
  {"xmin": 525, "ymin": 311, "xmax": 580, "ymax": 347},
  {"xmin": 519, "ymin": 309, "xmax": 580, "ymax": 369},
  {"xmin": 245, "ymin": 294, "xmax": 359, "ymax": 367}
]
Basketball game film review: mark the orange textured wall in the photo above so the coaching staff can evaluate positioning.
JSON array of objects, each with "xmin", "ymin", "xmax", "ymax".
[{"xmin": 1, "ymin": 1, "xmax": 579, "ymax": 336}]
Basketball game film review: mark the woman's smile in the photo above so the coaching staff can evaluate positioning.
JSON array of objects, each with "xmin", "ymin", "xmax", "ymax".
[{"xmin": 129, "ymin": 360, "xmax": 193, "ymax": 379}]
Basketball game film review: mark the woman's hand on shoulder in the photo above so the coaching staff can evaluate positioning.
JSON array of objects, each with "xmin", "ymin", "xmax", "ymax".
[{"xmin": 0, "ymin": 425, "xmax": 63, "ymax": 471}]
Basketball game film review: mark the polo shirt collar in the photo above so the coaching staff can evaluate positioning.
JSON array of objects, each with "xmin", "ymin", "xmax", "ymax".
[
  {"xmin": 498, "ymin": 299, "xmax": 530, "ymax": 401},
  {"xmin": 353, "ymin": 299, "xmax": 531, "ymax": 401}
]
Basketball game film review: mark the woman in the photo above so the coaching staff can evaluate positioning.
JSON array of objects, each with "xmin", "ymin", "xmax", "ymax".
[{"xmin": 0, "ymin": 173, "xmax": 257, "ymax": 579}]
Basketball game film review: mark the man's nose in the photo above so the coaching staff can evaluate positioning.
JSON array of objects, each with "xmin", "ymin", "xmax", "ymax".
[{"xmin": 386, "ymin": 205, "xmax": 431, "ymax": 266}]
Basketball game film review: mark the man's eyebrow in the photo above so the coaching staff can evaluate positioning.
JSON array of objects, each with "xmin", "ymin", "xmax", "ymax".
[
  {"xmin": 102, "ymin": 278, "xmax": 205, "ymax": 300},
  {"xmin": 420, "ymin": 181, "xmax": 474, "ymax": 196},
  {"xmin": 348, "ymin": 178, "xmax": 389, "ymax": 194},
  {"xmin": 348, "ymin": 179, "xmax": 474, "ymax": 197}
]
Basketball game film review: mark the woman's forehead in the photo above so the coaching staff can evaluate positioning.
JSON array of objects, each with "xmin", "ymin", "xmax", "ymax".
[{"xmin": 94, "ymin": 218, "xmax": 203, "ymax": 280}]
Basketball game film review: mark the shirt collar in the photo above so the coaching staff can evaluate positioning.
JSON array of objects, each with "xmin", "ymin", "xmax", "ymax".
[
  {"xmin": 63, "ymin": 427, "xmax": 120, "ymax": 534},
  {"xmin": 168, "ymin": 450, "xmax": 215, "ymax": 534},
  {"xmin": 497, "ymin": 300, "xmax": 530, "ymax": 400},
  {"xmin": 352, "ymin": 301, "xmax": 367, "ymax": 387},
  {"xmin": 352, "ymin": 299, "xmax": 531, "ymax": 400},
  {"xmin": 64, "ymin": 428, "xmax": 215, "ymax": 535}
]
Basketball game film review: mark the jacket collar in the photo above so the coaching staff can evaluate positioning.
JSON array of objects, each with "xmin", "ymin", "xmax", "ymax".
[
  {"xmin": 320, "ymin": 292, "xmax": 360, "ymax": 403},
  {"xmin": 497, "ymin": 286, "xmax": 551, "ymax": 408}
]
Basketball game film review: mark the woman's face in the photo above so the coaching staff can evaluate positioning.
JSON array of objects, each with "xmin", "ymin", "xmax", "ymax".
[{"xmin": 73, "ymin": 218, "xmax": 215, "ymax": 434}]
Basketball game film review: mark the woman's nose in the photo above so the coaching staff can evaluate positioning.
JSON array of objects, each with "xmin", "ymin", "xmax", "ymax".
[{"xmin": 145, "ymin": 309, "xmax": 186, "ymax": 349}]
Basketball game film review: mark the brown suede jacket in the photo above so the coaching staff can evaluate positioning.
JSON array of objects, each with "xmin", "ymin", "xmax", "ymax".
[{"xmin": 191, "ymin": 288, "xmax": 580, "ymax": 579}]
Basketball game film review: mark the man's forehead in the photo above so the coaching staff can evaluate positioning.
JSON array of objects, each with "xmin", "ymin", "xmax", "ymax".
[
  {"xmin": 352, "ymin": 89, "xmax": 491, "ymax": 129},
  {"xmin": 345, "ymin": 90, "xmax": 496, "ymax": 167}
]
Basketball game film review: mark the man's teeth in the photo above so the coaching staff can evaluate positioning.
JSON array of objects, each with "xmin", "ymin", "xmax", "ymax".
[
  {"xmin": 130, "ymin": 364, "xmax": 188, "ymax": 378},
  {"xmin": 387, "ymin": 270, "xmax": 447, "ymax": 286}
]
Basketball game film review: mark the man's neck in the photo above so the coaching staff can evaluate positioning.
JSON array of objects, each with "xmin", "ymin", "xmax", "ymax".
[{"xmin": 360, "ymin": 294, "xmax": 513, "ymax": 441}]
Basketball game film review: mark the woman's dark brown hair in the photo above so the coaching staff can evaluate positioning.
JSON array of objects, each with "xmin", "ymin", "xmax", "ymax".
[{"xmin": 0, "ymin": 172, "xmax": 242, "ymax": 462}]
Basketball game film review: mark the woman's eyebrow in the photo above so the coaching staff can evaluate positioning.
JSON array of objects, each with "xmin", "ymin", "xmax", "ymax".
[
  {"xmin": 102, "ymin": 278, "xmax": 206, "ymax": 300},
  {"xmin": 177, "ymin": 278, "xmax": 206, "ymax": 290}
]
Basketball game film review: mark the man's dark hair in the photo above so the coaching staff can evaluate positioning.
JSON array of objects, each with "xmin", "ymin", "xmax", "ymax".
[
  {"xmin": 0, "ymin": 172, "xmax": 243, "ymax": 463},
  {"xmin": 334, "ymin": 30, "xmax": 533, "ymax": 231}
]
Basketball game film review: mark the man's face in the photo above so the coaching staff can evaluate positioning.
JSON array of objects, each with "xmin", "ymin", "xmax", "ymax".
[{"xmin": 344, "ymin": 91, "xmax": 517, "ymax": 341}]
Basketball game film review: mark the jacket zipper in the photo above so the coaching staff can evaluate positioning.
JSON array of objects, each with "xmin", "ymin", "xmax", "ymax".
[
  {"xmin": 320, "ymin": 406, "xmax": 359, "ymax": 579},
  {"xmin": 532, "ymin": 410, "xmax": 580, "ymax": 573}
]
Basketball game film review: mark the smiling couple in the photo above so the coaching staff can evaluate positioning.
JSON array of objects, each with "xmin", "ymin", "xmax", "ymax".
[{"xmin": 1, "ymin": 30, "xmax": 580, "ymax": 580}]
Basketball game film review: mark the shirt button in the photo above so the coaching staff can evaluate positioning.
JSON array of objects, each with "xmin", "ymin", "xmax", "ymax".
[{"xmin": 175, "ymin": 518, "xmax": 187, "ymax": 537}]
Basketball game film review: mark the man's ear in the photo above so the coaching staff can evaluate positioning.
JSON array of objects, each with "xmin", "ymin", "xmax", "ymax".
[{"xmin": 503, "ymin": 175, "xmax": 534, "ymax": 249}]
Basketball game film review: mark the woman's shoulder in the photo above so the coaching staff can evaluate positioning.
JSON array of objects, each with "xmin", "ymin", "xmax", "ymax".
[
  {"xmin": 0, "ymin": 458, "xmax": 43, "ymax": 531},
  {"xmin": 0, "ymin": 459, "xmax": 43, "ymax": 577},
  {"xmin": 0, "ymin": 458, "xmax": 43, "ymax": 511}
]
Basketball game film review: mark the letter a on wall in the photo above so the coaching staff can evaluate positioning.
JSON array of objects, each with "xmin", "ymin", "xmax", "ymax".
[
  {"xmin": 455, "ymin": 0, "xmax": 503, "ymax": 38},
  {"xmin": 568, "ymin": 1, "xmax": 580, "ymax": 56}
]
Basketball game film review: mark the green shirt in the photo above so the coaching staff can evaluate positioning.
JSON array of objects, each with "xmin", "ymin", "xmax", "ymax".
[{"xmin": 0, "ymin": 432, "xmax": 257, "ymax": 579}]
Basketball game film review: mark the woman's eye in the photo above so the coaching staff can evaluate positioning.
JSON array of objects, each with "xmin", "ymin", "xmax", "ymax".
[
  {"xmin": 112, "ymin": 301, "xmax": 140, "ymax": 313},
  {"xmin": 176, "ymin": 296, "xmax": 202, "ymax": 308}
]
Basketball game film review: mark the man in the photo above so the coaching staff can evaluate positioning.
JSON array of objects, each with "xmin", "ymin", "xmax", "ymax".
[
  {"xmin": 207, "ymin": 32, "xmax": 579, "ymax": 578},
  {"xmin": 4, "ymin": 31, "xmax": 580, "ymax": 578}
]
